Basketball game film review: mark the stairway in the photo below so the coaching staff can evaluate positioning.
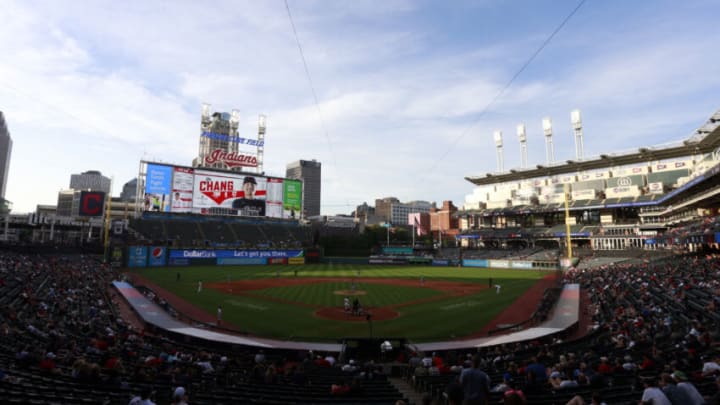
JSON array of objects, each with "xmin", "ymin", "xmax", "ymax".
[{"xmin": 389, "ymin": 376, "xmax": 426, "ymax": 405}]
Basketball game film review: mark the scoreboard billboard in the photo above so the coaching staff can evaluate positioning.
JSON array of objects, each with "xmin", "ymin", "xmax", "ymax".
[{"xmin": 142, "ymin": 162, "xmax": 302, "ymax": 219}]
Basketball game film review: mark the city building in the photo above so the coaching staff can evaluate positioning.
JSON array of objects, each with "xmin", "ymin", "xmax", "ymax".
[
  {"xmin": 119, "ymin": 178, "xmax": 138, "ymax": 202},
  {"xmin": 390, "ymin": 200, "xmax": 434, "ymax": 225},
  {"xmin": 430, "ymin": 201, "xmax": 459, "ymax": 240},
  {"xmin": 374, "ymin": 197, "xmax": 399, "ymax": 222},
  {"xmin": 56, "ymin": 190, "xmax": 80, "ymax": 217},
  {"xmin": 374, "ymin": 197, "xmax": 434, "ymax": 225},
  {"xmin": 286, "ymin": 159, "xmax": 321, "ymax": 218},
  {"xmin": 0, "ymin": 111, "xmax": 13, "ymax": 202},
  {"xmin": 70, "ymin": 170, "xmax": 111, "ymax": 193}
]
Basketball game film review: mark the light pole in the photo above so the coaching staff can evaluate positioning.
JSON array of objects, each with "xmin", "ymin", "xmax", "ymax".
[
  {"xmin": 494, "ymin": 130, "xmax": 504, "ymax": 172},
  {"xmin": 517, "ymin": 124, "xmax": 528, "ymax": 169},
  {"xmin": 571, "ymin": 109, "xmax": 583, "ymax": 160},
  {"xmin": 543, "ymin": 117, "xmax": 554, "ymax": 164}
]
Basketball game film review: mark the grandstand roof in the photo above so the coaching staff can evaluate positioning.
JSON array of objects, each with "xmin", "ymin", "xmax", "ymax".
[{"xmin": 466, "ymin": 109, "xmax": 720, "ymax": 186}]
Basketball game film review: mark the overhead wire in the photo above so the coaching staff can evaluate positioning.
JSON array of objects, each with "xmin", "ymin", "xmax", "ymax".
[
  {"xmin": 284, "ymin": 0, "xmax": 339, "ymax": 172},
  {"xmin": 427, "ymin": 0, "xmax": 588, "ymax": 173}
]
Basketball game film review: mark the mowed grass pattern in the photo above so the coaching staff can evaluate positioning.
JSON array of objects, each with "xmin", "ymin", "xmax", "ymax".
[
  {"xmin": 252, "ymin": 282, "xmax": 442, "ymax": 307},
  {"xmin": 132, "ymin": 264, "xmax": 549, "ymax": 341}
]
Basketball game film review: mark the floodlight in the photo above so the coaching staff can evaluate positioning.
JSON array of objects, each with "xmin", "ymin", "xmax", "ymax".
[
  {"xmin": 517, "ymin": 124, "xmax": 527, "ymax": 142},
  {"xmin": 571, "ymin": 109, "xmax": 582, "ymax": 128},
  {"xmin": 230, "ymin": 109, "xmax": 240, "ymax": 124},
  {"xmin": 542, "ymin": 117, "xmax": 553, "ymax": 135},
  {"xmin": 493, "ymin": 130, "xmax": 503, "ymax": 147},
  {"xmin": 201, "ymin": 103, "xmax": 211, "ymax": 119}
]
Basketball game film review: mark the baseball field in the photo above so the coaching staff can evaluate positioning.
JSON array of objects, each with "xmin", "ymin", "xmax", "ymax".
[{"xmin": 130, "ymin": 264, "xmax": 557, "ymax": 342}]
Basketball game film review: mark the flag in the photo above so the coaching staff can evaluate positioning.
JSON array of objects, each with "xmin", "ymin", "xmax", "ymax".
[{"xmin": 410, "ymin": 213, "xmax": 426, "ymax": 236}]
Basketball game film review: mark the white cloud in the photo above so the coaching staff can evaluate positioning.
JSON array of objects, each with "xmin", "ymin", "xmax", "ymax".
[{"xmin": 0, "ymin": 0, "xmax": 718, "ymax": 215}]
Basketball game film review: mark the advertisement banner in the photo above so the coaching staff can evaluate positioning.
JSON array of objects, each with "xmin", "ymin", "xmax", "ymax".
[
  {"xmin": 572, "ymin": 189, "xmax": 596, "ymax": 200},
  {"xmin": 200, "ymin": 131, "xmax": 263, "ymax": 146},
  {"xmin": 488, "ymin": 259, "xmax": 509, "ymax": 268},
  {"xmin": 605, "ymin": 185, "xmax": 640, "ymax": 198},
  {"xmin": 142, "ymin": 162, "xmax": 303, "ymax": 220},
  {"xmin": 613, "ymin": 166, "xmax": 649, "ymax": 176},
  {"xmin": 193, "ymin": 170, "xmax": 267, "ymax": 216},
  {"xmin": 169, "ymin": 249, "xmax": 304, "ymax": 259},
  {"xmin": 171, "ymin": 167, "xmax": 194, "ymax": 213},
  {"xmin": 217, "ymin": 257, "xmax": 267, "ymax": 265},
  {"xmin": 145, "ymin": 164, "xmax": 172, "ymax": 212},
  {"xmin": 648, "ymin": 182, "xmax": 664, "ymax": 194},
  {"xmin": 462, "ymin": 259, "xmax": 488, "ymax": 268},
  {"xmin": 148, "ymin": 246, "xmax": 167, "ymax": 267},
  {"xmin": 511, "ymin": 261, "xmax": 533, "ymax": 269},
  {"xmin": 288, "ymin": 257, "xmax": 305, "ymax": 265},
  {"xmin": 127, "ymin": 246, "xmax": 148, "ymax": 268},
  {"xmin": 654, "ymin": 160, "xmax": 691, "ymax": 173},
  {"xmin": 382, "ymin": 247, "xmax": 414, "ymax": 255},
  {"xmin": 560, "ymin": 175, "xmax": 576, "ymax": 184},
  {"xmin": 580, "ymin": 172, "xmax": 608, "ymax": 180},
  {"xmin": 265, "ymin": 177, "xmax": 284, "ymax": 219},
  {"xmin": 607, "ymin": 175, "xmax": 645, "ymax": 188},
  {"xmin": 268, "ymin": 258, "xmax": 287, "ymax": 265},
  {"xmin": 204, "ymin": 148, "xmax": 258, "ymax": 168},
  {"xmin": 79, "ymin": 191, "xmax": 106, "ymax": 217},
  {"xmin": 283, "ymin": 180, "xmax": 302, "ymax": 218},
  {"xmin": 541, "ymin": 193, "xmax": 565, "ymax": 204}
]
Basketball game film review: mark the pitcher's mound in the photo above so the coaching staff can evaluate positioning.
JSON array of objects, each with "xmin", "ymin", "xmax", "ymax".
[{"xmin": 315, "ymin": 306, "xmax": 399, "ymax": 321}]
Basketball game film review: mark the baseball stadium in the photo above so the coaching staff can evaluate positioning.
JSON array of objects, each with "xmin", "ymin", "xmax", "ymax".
[{"xmin": 3, "ymin": 107, "xmax": 720, "ymax": 405}]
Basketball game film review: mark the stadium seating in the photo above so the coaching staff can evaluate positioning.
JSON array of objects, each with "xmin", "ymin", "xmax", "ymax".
[
  {"xmin": 128, "ymin": 215, "xmax": 313, "ymax": 248},
  {"xmin": 3, "ymin": 249, "xmax": 720, "ymax": 404}
]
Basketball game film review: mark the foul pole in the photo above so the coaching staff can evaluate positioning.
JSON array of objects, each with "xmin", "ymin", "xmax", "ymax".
[{"xmin": 563, "ymin": 183, "xmax": 572, "ymax": 259}]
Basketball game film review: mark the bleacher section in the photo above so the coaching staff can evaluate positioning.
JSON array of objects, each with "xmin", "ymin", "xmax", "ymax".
[{"xmin": 129, "ymin": 215, "xmax": 313, "ymax": 248}]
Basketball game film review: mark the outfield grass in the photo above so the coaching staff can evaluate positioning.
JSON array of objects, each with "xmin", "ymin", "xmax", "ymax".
[{"xmin": 131, "ymin": 264, "xmax": 548, "ymax": 342}]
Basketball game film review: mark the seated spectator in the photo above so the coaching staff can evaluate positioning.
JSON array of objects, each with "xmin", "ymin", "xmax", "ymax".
[
  {"xmin": 549, "ymin": 371, "xmax": 578, "ymax": 390},
  {"xmin": 129, "ymin": 388, "xmax": 157, "ymax": 405},
  {"xmin": 171, "ymin": 386, "xmax": 188, "ymax": 405},
  {"xmin": 331, "ymin": 380, "xmax": 350, "ymax": 396},
  {"xmin": 659, "ymin": 373, "xmax": 694, "ymax": 405},
  {"xmin": 703, "ymin": 355, "xmax": 720, "ymax": 377},
  {"xmin": 640, "ymin": 377, "xmax": 672, "ymax": 405}
]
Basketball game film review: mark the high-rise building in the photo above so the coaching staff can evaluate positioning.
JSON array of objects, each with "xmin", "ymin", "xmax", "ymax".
[
  {"xmin": 70, "ymin": 170, "xmax": 111, "ymax": 193},
  {"xmin": 374, "ymin": 197, "xmax": 399, "ymax": 222},
  {"xmin": 286, "ymin": 159, "xmax": 321, "ymax": 218},
  {"xmin": 120, "ymin": 178, "xmax": 138, "ymax": 202},
  {"xmin": 0, "ymin": 112, "xmax": 13, "ymax": 199}
]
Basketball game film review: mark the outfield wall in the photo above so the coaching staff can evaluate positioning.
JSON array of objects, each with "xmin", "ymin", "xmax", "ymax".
[
  {"xmin": 462, "ymin": 258, "xmax": 559, "ymax": 270},
  {"xmin": 126, "ymin": 246, "xmax": 305, "ymax": 267}
]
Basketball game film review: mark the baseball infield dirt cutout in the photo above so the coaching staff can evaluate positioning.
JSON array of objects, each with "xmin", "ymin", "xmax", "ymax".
[{"xmin": 205, "ymin": 277, "xmax": 487, "ymax": 322}]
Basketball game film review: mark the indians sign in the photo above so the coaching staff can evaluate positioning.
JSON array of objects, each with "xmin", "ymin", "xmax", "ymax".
[{"xmin": 204, "ymin": 149, "xmax": 258, "ymax": 168}]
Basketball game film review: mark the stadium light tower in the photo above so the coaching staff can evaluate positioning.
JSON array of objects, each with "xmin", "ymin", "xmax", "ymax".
[
  {"xmin": 257, "ymin": 114, "xmax": 266, "ymax": 174},
  {"xmin": 543, "ymin": 117, "xmax": 554, "ymax": 164},
  {"xmin": 517, "ymin": 123, "xmax": 528, "ymax": 169},
  {"xmin": 494, "ymin": 130, "xmax": 504, "ymax": 172},
  {"xmin": 571, "ymin": 109, "xmax": 584, "ymax": 160},
  {"xmin": 229, "ymin": 109, "xmax": 240, "ymax": 155}
]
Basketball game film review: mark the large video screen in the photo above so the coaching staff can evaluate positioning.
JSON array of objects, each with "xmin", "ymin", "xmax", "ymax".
[{"xmin": 143, "ymin": 163, "xmax": 302, "ymax": 219}]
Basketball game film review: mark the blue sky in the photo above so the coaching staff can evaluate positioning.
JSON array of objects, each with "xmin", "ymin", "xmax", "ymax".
[{"xmin": 0, "ymin": 0, "xmax": 718, "ymax": 214}]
